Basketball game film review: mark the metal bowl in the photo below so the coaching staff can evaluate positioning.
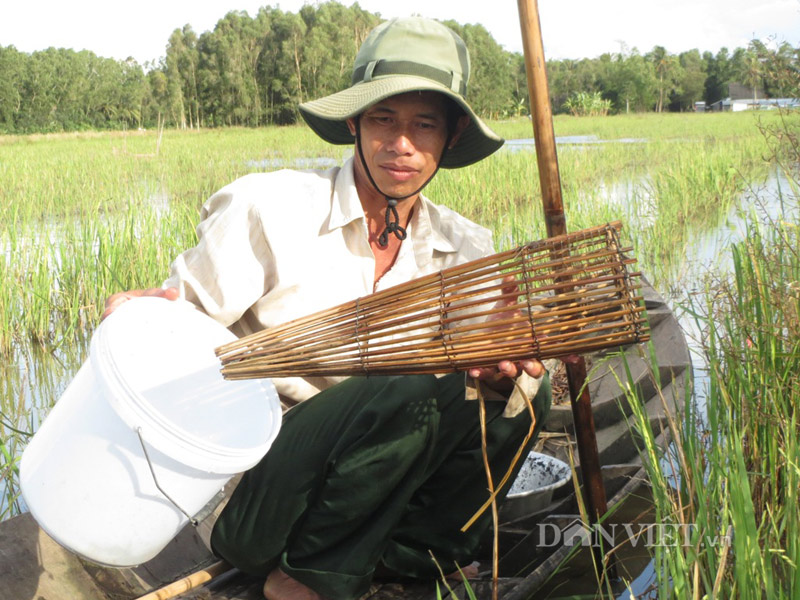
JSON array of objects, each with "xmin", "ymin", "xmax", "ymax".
[{"xmin": 501, "ymin": 452, "xmax": 571, "ymax": 521}]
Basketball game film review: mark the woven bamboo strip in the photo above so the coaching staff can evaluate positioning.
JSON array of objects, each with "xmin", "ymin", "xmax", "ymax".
[
  {"xmin": 220, "ymin": 307, "xmax": 646, "ymax": 371},
  {"xmin": 218, "ymin": 289, "xmax": 644, "ymax": 369},
  {"xmin": 217, "ymin": 223, "xmax": 649, "ymax": 379},
  {"xmin": 223, "ymin": 293, "xmax": 645, "ymax": 367},
  {"xmin": 218, "ymin": 298, "xmax": 647, "ymax": 372},
  {"xmin": 222, "ymin": 259, "xmax": 638, "ymax": 354},
  {"xmin": 219, "ymin": 250, "xmax": 636, "ymax": 356},
  {"xmin": 215, "ymin": 222, "xmax": 626, "ymax": 354}
]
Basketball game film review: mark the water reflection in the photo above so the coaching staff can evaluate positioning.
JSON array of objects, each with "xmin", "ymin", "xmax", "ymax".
[
  {"xmin": 245, "ymin": 156, "xmax": 342, "ymax": 170},
  {"xmin": 504, "ymin": 135, "xmax": 648, "ymax": 151},
  {"xmin": 246, "ymin": 137, "xmax": 649, "ymax": 170},
  {"xmin": 1, "ymin": 339, "xmax": 89, "ymax": 517},
  {"xmin": 680, "ymin": 169, "xmax": 790, "ymax": 286}
]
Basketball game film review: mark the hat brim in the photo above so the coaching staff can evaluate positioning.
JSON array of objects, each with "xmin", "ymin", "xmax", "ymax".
[{"xmin": 298, "ymin": 76, "xmax": 504, "ymax": 169}]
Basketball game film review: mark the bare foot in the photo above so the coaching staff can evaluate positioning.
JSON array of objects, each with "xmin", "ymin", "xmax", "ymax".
[
  {"xmin": 263, "ymin": 568, "xmax": 324, "ymax": 600},
  {"xmin": 445, "ymin": 561, "xmax": 479, "ymax": 580}
]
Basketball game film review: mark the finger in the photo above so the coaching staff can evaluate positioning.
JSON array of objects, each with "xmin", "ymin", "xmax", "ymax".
[
  {"xmin": 101, "ymin": 287, "xmax": 179, "ymax": 321},
  {"xmin": 468, "ymin": 366, "xmax": 498, "ymax": 380},
  {"xmin": 558, "ymin": 354, "xmax": 582, "ymax": 365},
  {"xmin": 496, "ymin": 360, "xmax": 519, "ymax": 379},
  {"xmin": 101, "ymin": 297, "xmax": 128, "ymax": 321},
  {"xmin": 497, "ymin": 276, "xmax": 520, "ymax": 308},
  {"xmin": 521, "ymin": 359, "xmax": 545, "ymax": 378},
  {"xmin": 141, "ymin": 286, "xmax": 178, "ymax": 300}
]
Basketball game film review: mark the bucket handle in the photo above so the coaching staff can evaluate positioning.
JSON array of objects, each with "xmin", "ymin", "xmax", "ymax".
[{"xmin": 136, "ymin": 427, "xmax": 199, "ymax": 527}]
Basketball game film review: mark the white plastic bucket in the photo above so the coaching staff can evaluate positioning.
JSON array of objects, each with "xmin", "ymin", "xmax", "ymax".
[{"xmin": 20, "ymin": 297, "xmax": 282, "ymax": 567}]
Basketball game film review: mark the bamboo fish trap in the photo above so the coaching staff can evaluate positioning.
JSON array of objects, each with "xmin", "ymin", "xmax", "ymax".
[{"xmin": 217, "ymin": 222, "xmax": 649, "ymax": 380}]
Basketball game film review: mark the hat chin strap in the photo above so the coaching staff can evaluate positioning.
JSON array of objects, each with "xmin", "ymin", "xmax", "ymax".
[{"xmin": 354, "ymin": 118, "xmax": 451, "ymax": 248}]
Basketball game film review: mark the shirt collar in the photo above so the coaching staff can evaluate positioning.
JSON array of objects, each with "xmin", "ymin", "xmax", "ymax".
[
  {"xmin": 409, "ymin": 196, "xmax": 457, "ymax": 257},
  {"xmin": 329, "ymin": 157, "xmax": 364, "ymax": 230}
]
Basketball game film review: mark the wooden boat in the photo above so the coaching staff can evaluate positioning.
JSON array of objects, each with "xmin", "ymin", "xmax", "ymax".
[{"xmin": 0, "ymin": 279, "xmax": 690, "ymax": 600}]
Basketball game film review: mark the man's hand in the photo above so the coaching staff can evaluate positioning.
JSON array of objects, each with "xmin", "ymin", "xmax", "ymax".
[
  {"xmin": 466, "ymin": 276, "xmax": 545, "ymax": 386},
  {"xmin": 468, "ymin": 359, "xmax": 544, "ymax": 381},
  {"xmin": 101, "ymin": 287, "xmax": 179, "ymax": 321}
]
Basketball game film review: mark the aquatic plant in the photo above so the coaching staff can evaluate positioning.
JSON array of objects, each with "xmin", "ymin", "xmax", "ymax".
[{"xmin": 623, "ymin": 126, "xmax": 800, "ymax": 597}]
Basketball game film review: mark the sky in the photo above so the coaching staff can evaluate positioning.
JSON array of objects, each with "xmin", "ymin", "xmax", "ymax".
[{"xmin": 1, "ymin": 0, "xmax": 798, "ymax": 65}]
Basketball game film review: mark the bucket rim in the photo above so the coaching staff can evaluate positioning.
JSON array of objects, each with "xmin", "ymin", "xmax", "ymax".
[
  {"xmin": 91, "ymin": 298, "xmax": 281, "ymax": 474},
  {"xmin": 506, "ymin": 451, "xmax": 571, "ymax": 499}
]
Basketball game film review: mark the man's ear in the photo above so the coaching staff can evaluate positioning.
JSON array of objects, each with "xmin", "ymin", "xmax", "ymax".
[
  {"xmin": 449, "ymin": 115, "xmax": 471, "ymax": 149},
  {"xmin": 346, "ymin": 117, "xmax": 357, "ymax": 137}
]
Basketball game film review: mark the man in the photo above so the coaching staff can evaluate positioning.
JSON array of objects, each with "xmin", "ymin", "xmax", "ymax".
[{"xmin": 105, "ymin": 17, "xmax": 552, "ymax": 600}]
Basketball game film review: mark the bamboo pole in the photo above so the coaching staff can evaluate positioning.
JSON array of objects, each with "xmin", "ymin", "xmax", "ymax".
[
  {"xmin": 517, "ymin": 0, "xmax": 615, "ymax": 577},
  {"xmin": 133, "ymin": 560, "xmax": 233, "ymax": 600}
]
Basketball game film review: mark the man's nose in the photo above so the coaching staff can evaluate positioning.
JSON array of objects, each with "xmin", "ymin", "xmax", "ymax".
[{"xmin": 387, "ymin": 127, "xmax": 414, "ymax": 154}]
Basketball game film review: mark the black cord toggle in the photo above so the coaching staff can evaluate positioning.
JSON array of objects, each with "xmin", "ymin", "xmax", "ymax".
[{"xmin": 378, "ymin": 198, "xmax": 408, "ymax": 247}]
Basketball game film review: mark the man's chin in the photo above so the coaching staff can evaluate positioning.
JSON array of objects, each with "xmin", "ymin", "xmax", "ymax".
[{"xmin": 375, "ymin": 179, "xmax": 428, "ymax": 200}]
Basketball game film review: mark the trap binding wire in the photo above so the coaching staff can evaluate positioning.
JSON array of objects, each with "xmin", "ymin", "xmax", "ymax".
[{"xmin": 217, "ymin": 222, "xmax": 650, "ymax": 380}]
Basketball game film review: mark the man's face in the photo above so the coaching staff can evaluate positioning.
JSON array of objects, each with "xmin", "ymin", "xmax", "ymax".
[{"xmin": 348, "ymin": 91, "xmax": 464, "ymax": 200}]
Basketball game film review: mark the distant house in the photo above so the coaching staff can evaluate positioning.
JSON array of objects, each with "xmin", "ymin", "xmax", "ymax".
[
  {"xmin": 728, "ymin": 82, "xmax": 766, "ymax": 102},
  {"xmin": 709, "ymin": 82, "xmax": 799, "ymax": 112},
  {"xmin": 710, "ymin": 97, "xmax": 800, "ymax": 111}
]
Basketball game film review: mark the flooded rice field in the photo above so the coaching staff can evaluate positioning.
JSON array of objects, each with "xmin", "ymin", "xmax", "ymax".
[{"xmin": 2, "ymin": 120, "xmax": 796, "ymax": 597}]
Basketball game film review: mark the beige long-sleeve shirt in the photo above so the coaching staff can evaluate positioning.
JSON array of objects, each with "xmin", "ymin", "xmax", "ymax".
[{"xmin": 165, "ymin": 157, "xmax": 546, "ymax": 415}]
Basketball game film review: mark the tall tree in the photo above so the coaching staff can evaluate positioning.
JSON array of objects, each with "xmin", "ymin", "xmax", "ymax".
[
  {"xmin": 595, "ymin": 47, "xmax": 657, "ymax": 113},
  {"xmin": 548, "ymin": 57, "xmax": 602, "ymax": 114},
  {"xmin": 300, "ymin": 2, "xmax": 355, "ymax": 102},
  {"xmin": 735, "ymin": 42, "xmax": 765, "ymax": 102},
  {"xmin": 443, "ymin": 21, "xmax": 514, "ymax": 118},
  {"xmin": 0, "ymin": 46, "xmax": 24, "ymax": 131},
  {"xmin": 647, "ymin": 46, "xmax": 682, "ymax": 112},
  {"xmin": 166, "ymin": 25, "xmax": 201, "ymax": 128},
  {"xmin": 196, "ymin": 10, "xmax": 265, "ymax": 126},
  {"xmin": 253, "ymin": 7, "xmax": 309, "ymax": 124},
  {"xmin": 704, "ymin": 48, "xmax": 734, "ymax": 104},
  {"xmin": 761, "ymin": 42, "xmax": 800, "ymax": 98},
  {"xmin": 672, "ymin": 49, "xmax": 707, "ymax": 111}
]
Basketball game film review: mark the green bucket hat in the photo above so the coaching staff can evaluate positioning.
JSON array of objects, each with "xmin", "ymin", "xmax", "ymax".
[{"xmin": 298, "ymin": 17, "xmax": 504, "ymax": 169}]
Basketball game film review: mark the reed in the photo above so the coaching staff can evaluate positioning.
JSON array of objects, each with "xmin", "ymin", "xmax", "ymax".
[
  {"xmin": 621, "ymin": 166, "xmax": 799, "ymax": 597},
  {"xmin": 0, "ymin": 363, "xmax": 34, "ymax": 520},
  {"xmin": 430, "ymin": 112, "xmax": 774, "ymax": 293}
]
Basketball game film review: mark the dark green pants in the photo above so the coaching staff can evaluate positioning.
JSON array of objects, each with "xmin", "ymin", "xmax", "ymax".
[{"xmin": 210, "ymin": 373, "xmax": 551, "ymax": 600}]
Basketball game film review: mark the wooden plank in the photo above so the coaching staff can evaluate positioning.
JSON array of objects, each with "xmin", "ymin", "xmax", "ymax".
[{"xmin": 0, "ymin": 513, "xmax": 108, "ymax": 600}]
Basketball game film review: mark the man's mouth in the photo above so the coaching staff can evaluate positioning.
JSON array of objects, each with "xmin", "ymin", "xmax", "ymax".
[{"xmin": 380, "ymin": 164, "xmax": 419, "ymax": 181}]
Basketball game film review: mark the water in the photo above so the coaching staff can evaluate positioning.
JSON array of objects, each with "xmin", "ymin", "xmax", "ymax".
[
  {"xmin": 664, "ymin": 168, "xmax": 791, "ymax": 408},
  {"xmin": 533, "ymin": 490, "xmax": 659, "ymax": 598},
  {"xmin": 504, "ymin": 135, "xmax": 648, "ymax": 151},
  {"xmin": 1, "ymin": 340, "xmax": 88, "ymax": 517},
  {"xmin": 245, "ymin": 156, "xmax": 345, "ymax": 170}
]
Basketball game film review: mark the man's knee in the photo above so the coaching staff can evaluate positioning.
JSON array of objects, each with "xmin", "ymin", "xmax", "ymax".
[{"xmin": 367, "ymin": 374, "xmax": 441, "ymax": 445}]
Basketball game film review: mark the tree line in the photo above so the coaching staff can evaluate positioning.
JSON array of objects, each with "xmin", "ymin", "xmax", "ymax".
[{"xmin": 0, "ymin": 2, "xmax": 797, "ymax": 134}]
